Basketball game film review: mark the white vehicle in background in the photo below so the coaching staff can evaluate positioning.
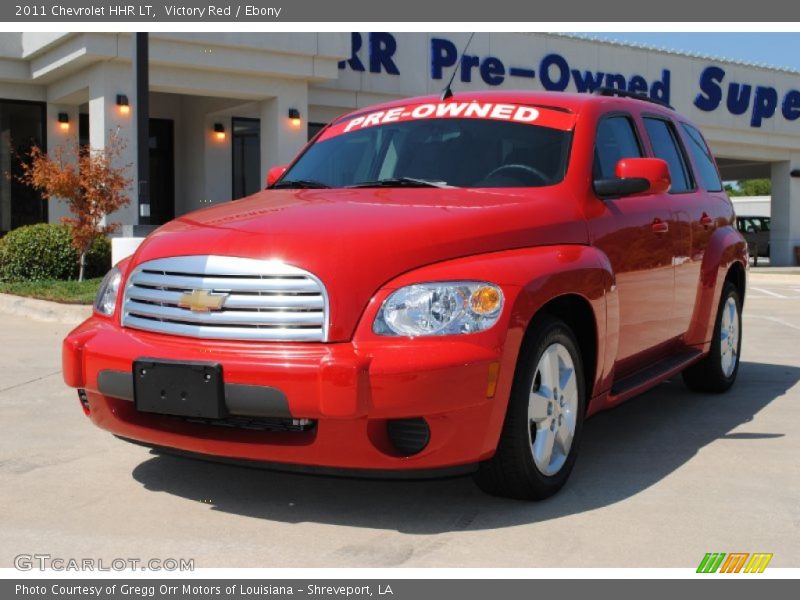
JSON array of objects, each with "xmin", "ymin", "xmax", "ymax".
[{"xmin": 731, "ymin": 196, "xmax": 771, "ymax": 262}]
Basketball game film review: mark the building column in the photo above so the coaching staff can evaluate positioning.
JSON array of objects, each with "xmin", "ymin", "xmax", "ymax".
[
  {"xmin": 88, "ymin": 63, "xmax": 137, "ymax": 228},
  {"xmin": 45, "ymin": 104, "xmax": 80, "ymax": 225},
  {"xmin": 770, "ymin": 159, "xmax": 800, "ymax": 266},
  {"xmin": 204, "ymin": 114, "xmax": 232, "ymax": 204},
  {"xmin": 259, "ymin": 81, "xmax": 309, "ymax": 184}
]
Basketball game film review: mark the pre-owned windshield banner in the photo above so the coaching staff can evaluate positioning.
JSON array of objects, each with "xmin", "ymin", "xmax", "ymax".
[
  {"xmin": 318, "ymin": 101, "xmax": 577, "ymax": 141},
  {"xmin": 2, "ymin": 0, "xmax": 796, "ymax": 21}
]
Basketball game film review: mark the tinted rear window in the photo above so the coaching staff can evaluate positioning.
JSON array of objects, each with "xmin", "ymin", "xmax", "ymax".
[
  {"xmin": 644, "ymin": 117, "xmax": 693, "ymax": 193},
  {"xmin": 681, "ymin": 123, "xmax": 723, "ymax": 192}
]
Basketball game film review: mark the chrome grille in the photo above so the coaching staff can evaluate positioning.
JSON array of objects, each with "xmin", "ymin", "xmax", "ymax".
[{"xmin": 121, "ymin": 256, "xmax": 328, "ymax": 342}]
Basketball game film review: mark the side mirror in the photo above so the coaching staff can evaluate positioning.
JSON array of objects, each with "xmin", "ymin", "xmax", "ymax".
[
  {"xmin": 593, "ymin": 158, "xmax": 671, "ymax": 199},
  {"xmin": 266, "ymin": 165, "xmax": 287, "ymax": 187}
]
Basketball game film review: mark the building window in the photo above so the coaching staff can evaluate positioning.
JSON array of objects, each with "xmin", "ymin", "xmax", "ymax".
[
  {"xmin": 0, "ymin": 99, "xmax": 46, "ymax": 234},
  {"xmin": 232, "ymin": 117, "xmax": 261, "ymax": 200}
]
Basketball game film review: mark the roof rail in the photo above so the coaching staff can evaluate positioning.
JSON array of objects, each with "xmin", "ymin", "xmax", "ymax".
[{"xmin": 593, "ymin": 87, "xmax": 673, "ymax": 109}]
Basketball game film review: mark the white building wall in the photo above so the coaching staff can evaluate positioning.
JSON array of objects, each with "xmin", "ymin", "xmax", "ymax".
[
  {"xmin": 44, "ymin": 102, "xmax": 79, "ymax": 224},
  {"xmin": 771, "ymin": 160, "xmax": 800, "ymax": 266},
  {"xmin": 87, "ymin": 61, "xmax": 138, "ymax": 227}
]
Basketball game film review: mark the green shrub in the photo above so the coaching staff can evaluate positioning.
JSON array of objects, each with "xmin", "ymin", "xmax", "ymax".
[
  {"xmin": 84, "ymin": 234, "xmax": 112, "ymax": 279},
  {"xmin": 0, "ymin": 223, "xmax": 110, "ymax": 282}
]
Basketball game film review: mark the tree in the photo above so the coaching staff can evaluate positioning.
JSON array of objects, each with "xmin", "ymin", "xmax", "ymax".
[
  {"xmin": 726, "ymin": 178, "xmax": 772, "ymax": 197},
  {"xmin": 737, "ymin": 178, "xmax": 771, "ymax": 196},
  {"xmin": 17, "ymin": 132, "xmax": 131, "ymax": 281}
]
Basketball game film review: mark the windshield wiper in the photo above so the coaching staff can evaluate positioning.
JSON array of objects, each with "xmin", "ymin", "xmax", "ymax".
[
  {"xmin": 271, "ymin": 179, "xmax": 331, "ymax": 189},
  {"xmin": 347, "ymin": 177, "xmax": 449, "ymax": 188}
]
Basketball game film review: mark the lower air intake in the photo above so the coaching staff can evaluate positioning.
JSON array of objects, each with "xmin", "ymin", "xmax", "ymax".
[{"xmin": 387, "ymin": 418, "xmax": 430, "ymax": 456}]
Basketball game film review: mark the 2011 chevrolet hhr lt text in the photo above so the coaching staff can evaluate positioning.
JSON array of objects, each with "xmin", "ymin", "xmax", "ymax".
[{"xmin": 63, "ymin": 90, "xmax": 747, "ymax": 499}]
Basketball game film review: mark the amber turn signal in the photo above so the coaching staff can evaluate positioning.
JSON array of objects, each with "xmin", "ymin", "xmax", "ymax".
[{"xmin": 470, "ymin": 285, "xmax": 502, "ymax": 315}]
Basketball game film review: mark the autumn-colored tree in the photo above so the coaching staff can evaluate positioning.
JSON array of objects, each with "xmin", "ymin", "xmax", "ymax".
[{"xmin": 18, "ymin": 132, "xmax": 131, "ymax": 281}]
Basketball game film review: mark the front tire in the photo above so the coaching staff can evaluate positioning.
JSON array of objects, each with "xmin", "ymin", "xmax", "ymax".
[
  {"xmin": 682, "ymin": 281, "xmax": 742, "ymax": 393},
  {"xmin": 473, "ymin": 315, "xmax": 586, "ymax": 500}
]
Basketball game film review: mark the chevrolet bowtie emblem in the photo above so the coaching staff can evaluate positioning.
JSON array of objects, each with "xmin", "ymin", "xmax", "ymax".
[{"xmin": 178, "ymin": 289, "xmax": 228, "ymax": 312}]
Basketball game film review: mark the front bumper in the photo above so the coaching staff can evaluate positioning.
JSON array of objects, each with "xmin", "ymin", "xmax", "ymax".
[{"xmin": 63, "ymin": 317, "xmax": 514, "ymax": 471}]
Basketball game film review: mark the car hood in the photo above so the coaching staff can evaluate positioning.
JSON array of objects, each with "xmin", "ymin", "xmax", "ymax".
[{"xmin": 130, "ymin": 187, "xmax": 587, "ymax": 341}]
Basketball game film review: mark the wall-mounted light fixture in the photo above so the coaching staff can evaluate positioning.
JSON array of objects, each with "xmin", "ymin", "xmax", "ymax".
[
  {"xmin": 58, "ymin": 112, "xmax": 70, "ymax": 131},
  {"xmin": 116, "ymin": 94, "xmax": 130, "ymax": 115},
  {"xmin": 791, "ymin": 168, "xmax": 800, "ymax": 178},
  {"xmin": 288, "ymin": 108, "xmax": 301, "ymax": 127},
  {"xmin": 213, "ymin": 122, "xmax": 226, "ymax": 141}
]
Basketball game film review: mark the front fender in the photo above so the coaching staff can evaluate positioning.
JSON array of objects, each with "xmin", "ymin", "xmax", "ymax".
[
  {"xmin": 685, "ymin": 225, "xmax": 748, "ymax": 347},
  {"xmin": 353, "ymin": 244, "xmax": 614, "ymax": 458}
]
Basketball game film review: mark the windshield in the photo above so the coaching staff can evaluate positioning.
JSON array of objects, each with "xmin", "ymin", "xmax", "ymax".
[{"xmin": 279, "ymin": 103, "xmax": 574, "ymax": 189}]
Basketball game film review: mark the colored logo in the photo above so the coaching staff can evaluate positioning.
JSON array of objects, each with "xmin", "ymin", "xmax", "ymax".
[
  {"xmin": 178, "ymin": 290, "xmax": 228, "ymax": 313},
  {"xmin": 697, "ymin": 552, "xmax": 773, "ymax": 573}
]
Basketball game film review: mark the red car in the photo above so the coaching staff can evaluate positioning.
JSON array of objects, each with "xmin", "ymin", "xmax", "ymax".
[{"xmin": 63, "ymin": 90, "xmax": 747, "ymax": 500}]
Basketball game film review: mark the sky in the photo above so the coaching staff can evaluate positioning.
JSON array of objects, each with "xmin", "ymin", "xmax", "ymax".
[{"xmin": 581, "ymin": 33, "xmax": 800, "ymax": 71}]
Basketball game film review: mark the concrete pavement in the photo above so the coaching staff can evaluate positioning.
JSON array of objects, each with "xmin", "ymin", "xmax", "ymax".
[{"xmin": 1, "ymin": 271, "xmax": 798, "ymax": 568}]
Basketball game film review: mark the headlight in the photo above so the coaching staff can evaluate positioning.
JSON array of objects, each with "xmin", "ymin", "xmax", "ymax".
[
  {"xmin": 374, "ymin": 281, "xmax": 504, "ymax": 337},
  {"xmin": 94, "ymin": 267, "xmax": 122, "ymax": 316}
]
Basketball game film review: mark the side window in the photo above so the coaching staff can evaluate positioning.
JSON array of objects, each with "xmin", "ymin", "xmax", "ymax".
[
  {"xmin": 643, "ymin": 117, "xmax": 693, "ymax": 193},
  {"xmin": 594, "ymin": 116, "xmax": 643, "ymax": 180},
  {"xmin": 681, "ymin": 123, "xmax": 723, "ymax": 192}
]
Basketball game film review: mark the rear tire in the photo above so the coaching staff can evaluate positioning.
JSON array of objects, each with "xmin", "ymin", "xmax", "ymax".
[
  {"xmin": 682, "ymin": 281, "xmax": 742, "ymax": 393},
  {"xmin": 473, "ymin": 315, "xmax": 586, "ymax": 500}
]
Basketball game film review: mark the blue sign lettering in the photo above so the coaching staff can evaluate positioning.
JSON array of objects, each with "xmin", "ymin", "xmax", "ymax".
[
  {"xmin": 694, "ymin": 65, "xmax": 724, "ymax": 111},
  {"xmin": 460, "ymin": 54, "xmax": 480, "ymax": 82},
  {"xmin": 572, "ymin": 69, "xmax": 606, "ymax": 93},
  {"xmin": 783, "ymin": 90, "xmax": 800, "ymax": 121},
  {"xmin": 342, "ymin": 34, "xmax": 799, "ymax": 130},
  {"xmin": 338, "ymin": 32, "xmax": 365, "ymax": 72},
  {"xmin": 539, "ymin": 53, "xmax": 570, "ymax": 91},
  {"xmin": 726, "ymin": 83, "xmax": 752, "ymax": 115},
  {"xmin": 752, "ymin": 86, "xmax": 778, "ymax": 128},
  {"xmin": 339, "ymin": 32, "xmax": 399, "ymax": 75},
  {"xmin": 480, "ymin": 56, "xmax": 505, "ymax": 86},
  {"xmin": 695, "ymin": 65, "xmax": 800, "ymax": 128},
  {"xmin": 430, "ymin": 37, "xmax": 457, "ymax": 80},
  {"xmin": 368, "ymin": 32, "xmax": 399, "ymax": 75},
  {"xmin": 651, "ymin": 70, "xmax": 671, "ymax": 105}
]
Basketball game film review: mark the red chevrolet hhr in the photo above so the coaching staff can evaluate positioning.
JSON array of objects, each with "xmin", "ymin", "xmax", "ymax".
[{"xmin": 63, "ymin": 90, "xmax": 747, "ymax": 500}]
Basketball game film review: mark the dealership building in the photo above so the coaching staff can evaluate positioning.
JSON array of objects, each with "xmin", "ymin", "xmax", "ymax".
[{"xmin": 0, "ymin": 32, "xmax": 799, "ymax": 264}]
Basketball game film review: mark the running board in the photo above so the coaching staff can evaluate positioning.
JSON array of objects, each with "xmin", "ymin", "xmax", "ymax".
[{"xmin": 609, "ymin": 350, "xmax": 704, "ymax": 402}]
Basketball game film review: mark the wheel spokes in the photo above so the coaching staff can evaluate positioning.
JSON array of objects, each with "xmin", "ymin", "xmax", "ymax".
[
  {"xmin": 528, "ymin": 341, "xmax": 580, "ymax": 475},
  {"xmin": 727, "ymin": 300, "xmax": 736, "ymax": 325},
  {"xmin": 540, "ymin": 346, "xmax": 561, "ymax": 392},
  {"xmin": 555, "ymin": 418, "xmax": 573, "ymax": 453},
  {"xmin": 528, "ymin": 390, "xmax": 550, "ymax": 422},
  {"xmin": 719, "ymin": 297, "xmax": 739, "ymax": 378},
  {"xmin": 533, "ymin": 423, "xmax": 556, "ymax": 469}
]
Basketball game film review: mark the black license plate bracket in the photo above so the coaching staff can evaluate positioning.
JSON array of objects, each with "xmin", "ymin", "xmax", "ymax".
[{"xmin": 133, "ymin": 359, "xmax": 226, "ymax": 419}]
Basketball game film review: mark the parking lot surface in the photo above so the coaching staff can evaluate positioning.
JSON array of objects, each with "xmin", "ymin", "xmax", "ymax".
[{"xmin": 1, "ymin": 271, "xmax": 798, "ymax": 568}]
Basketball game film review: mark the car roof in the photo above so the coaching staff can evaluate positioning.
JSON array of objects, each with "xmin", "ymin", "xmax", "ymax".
[{"xmin": 334, "ymin": 90, "xmax": 672, "ymax": 123}]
